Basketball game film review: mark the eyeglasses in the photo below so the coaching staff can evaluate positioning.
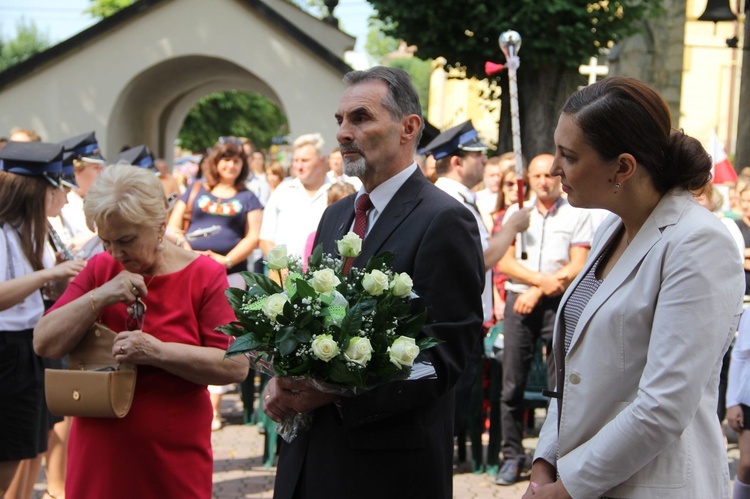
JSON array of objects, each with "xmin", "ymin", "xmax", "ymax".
[
  {"xmin": 503, "ymin": 181, "xmax": 518, "ymax": 188},
  {"xmin": 126, "ymin": 297, "xmax": 146, "ymax": 331}
]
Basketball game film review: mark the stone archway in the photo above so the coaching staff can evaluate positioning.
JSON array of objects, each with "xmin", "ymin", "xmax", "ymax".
[
  {"xmin": 107, "ymin": 55, "xmax": 285, "ymax": 165},
  {"xmin": 0, "ymin": 0, "xmax": 354, "ymax": 160}
]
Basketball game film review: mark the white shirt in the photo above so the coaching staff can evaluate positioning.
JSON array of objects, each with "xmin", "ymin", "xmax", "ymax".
[
  {"xmin": 353, "ymin": 164, "xmax": 418, "ymax": 237},
  {"xmin": 503, "ymin": 196, "xmax": 593, "ymax": 294},
  {"xmin": 328, "ymin": 171, "xmax": 363, "ymax": 190},
  {"xmin": 475, "ymin": 188, "xmax": 498, "ymax": 218},
  {"xmin": 721, "ymin": 217, "xmax": 745, "ymax": 260},
  {"xmin": 60, "ymin": 189, "xmax": 98, "ymax": 252},
  {"xmin": 260, "ymin": 177, "xmax": 331, "ymax": 258},
  {"xmin": 0, "ymin": 224, "xmax": 52, "ymax": 330},
  {"xmin": 246, "ymin": 173, "xmax": 271, "ymax": 206},
  {"xmin": 435, "ymin": 177, "xmax": 492, "ymax": 322}
]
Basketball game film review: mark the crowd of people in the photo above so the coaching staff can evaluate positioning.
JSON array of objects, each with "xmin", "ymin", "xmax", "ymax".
[{"xmin": 1, "ymin": 66, "xmax": 749, "ymax": 498}]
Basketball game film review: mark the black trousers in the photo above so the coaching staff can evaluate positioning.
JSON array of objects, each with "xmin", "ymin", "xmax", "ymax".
[{"xmin": 499, "ymin": 292, "xmax": 560, "ymax": 461}]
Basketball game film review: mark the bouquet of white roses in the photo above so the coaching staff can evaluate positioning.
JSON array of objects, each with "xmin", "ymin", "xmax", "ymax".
[{"xmin": 219, "ymin": 232, "xmax": 440, "ymax": 441}]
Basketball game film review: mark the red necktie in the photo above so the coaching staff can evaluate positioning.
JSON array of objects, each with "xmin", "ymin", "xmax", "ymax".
[
  {"xmin": 352, "ymin": 193, "xmax": 372, "ymax": 239},
  {"xmin": 344, "ymin": 194, "xmax": 372, "ymax": 274}
]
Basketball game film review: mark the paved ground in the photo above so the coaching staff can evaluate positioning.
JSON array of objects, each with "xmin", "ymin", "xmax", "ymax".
[{"xmin": 34, "ymin": 390, "xmax": 742, "ymax": 498}]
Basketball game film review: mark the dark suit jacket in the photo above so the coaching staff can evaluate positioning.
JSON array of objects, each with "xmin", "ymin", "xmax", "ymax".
[{"xmin": 274, "ymin": 168, "xmax": 485, "ymax": 499}]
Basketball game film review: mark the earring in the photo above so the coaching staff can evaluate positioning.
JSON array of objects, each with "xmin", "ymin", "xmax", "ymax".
[
  {"xmin": 156, "ymin": 237, "xmax": 164, "ymax": 252},
  {"xmin": 614, "ymin": 182, "xmax": 621, "ymax": 190}
]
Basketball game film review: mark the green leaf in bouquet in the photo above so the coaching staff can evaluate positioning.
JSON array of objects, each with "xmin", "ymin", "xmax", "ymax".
[
  {"xmin": 308, "ymin": 244, "xmax": 324, "ymax": 269},
  {"xmin": 340, "ymin": 304, "xmax": 364, "ymax": 338},
  {"xmin": 243, "ymin": 272, "xmax": 283, "ymax": 296},
  {"xmin": 364, "ymin": 252, "xmax": 394, "ymax": 272},
  {"xmin": 225, "ymin": 287, "xmax": 248, "ymax": 312},
  {"xmin": 396, "ymin": 308, "xmax": 429, "ymax": 338},
  {"xmin": 216, "ymin": 322, "xmax": 244, "ymax": 338},
  {"xmin": 276, "ymin": 301, "xmax": 296, "ymax": 326},
  {"xmin": 416, "ymin": 336, "xmax": 443, "ymax": 350},
  {"xmin": 295, "ymin": 328, "xmax": 312, "ymax": 344},
  {"xmin": 365, "ymin": 357, "xmax": 402, "ymax": 379},
  {"xmin": 225, "ymin": 333, "xmax": 265, "ymax": 357},
  {"xmin": 235, "ymin": 318, "xmax": 276, "ymax": 344},
  {"xmin": 285, "ymin": 356, "xmax": 312, "ymax": 376},
  {"xmin": 306, "ymin": 319, "xmax": 323, "ymax": 336},
  {"xmin": 294, "ymin": 279, "xmax": 317, "ymax": 300},
  {"xmin": 328, "ymin": 358, "xmax": 366, "ymax": 388},
  {"xmin": 276, "ymin": 325, "xmax": 300, "ymax": 356}
]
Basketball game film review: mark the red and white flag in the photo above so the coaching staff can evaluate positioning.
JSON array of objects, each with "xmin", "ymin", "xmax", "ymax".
[{"xmin": 708, "ymin": 131, "xmax": 737, "ymax": 185}]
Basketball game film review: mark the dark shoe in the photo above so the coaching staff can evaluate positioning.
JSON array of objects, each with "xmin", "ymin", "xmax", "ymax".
[{"xmin": 495, "ymin": 459, "xmax": 521, "ymax": 485}]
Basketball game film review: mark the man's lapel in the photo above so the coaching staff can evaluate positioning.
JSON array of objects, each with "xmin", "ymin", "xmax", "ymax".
[{"xmin": 353, "ymin": 170, "xmax": 426, "ymax": 266}]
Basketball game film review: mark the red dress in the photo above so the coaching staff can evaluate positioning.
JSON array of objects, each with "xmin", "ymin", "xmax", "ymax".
[{"xmin": 48, "ymin": 253, "xmax": 236, "ymax": 499}]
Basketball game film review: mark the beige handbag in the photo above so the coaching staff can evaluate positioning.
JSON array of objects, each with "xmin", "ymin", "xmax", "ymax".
[{"xmin": 45, "ymin": 322, "xmax": 137, "ymax": 418}]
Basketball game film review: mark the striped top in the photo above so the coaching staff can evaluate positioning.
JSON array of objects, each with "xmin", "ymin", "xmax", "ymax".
[{"xmin": 561, "ymin": 239, "xmax": 615, "ymax": 353}]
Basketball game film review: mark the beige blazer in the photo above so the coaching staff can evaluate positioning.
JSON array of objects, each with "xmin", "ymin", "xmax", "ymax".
[{"xmin": 535, "ymin": 188, "xmax": 744, "ymax": 498}]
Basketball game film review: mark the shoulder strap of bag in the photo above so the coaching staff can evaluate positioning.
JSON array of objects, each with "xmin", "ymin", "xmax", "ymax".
[{"xmin": 181, "ymin": 181, "xmax": 203, "ymax": 232}]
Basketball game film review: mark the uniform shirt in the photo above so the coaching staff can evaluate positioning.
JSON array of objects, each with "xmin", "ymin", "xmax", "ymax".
[
  {"xmin": 435, "ymin": 177, "xmax": 492, "ymax": 322},
  {"xmin": 503, "ymin": 196, "xmax": 593, "ymax": 294},
  {"xmin": 0, "ymin": 224, "xmax": 53, "ymax": 330}
]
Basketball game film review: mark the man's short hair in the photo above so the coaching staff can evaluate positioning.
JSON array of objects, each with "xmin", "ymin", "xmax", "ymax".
[
  {"xmin": 293, "ymin": 133, "xmax": 325, "ymax": 158},
  {"xmin": 343, "ymin": 66, "xmax": 424, "ymax": 146}
]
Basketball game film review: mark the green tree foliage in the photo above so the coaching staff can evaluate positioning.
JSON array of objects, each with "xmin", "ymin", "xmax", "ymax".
[
  {"xmin": 364, "ymin": 19, "xmax": 399, "ymax": 61},
  {"xmin": 365, "ymin": 20, "xmax": 430, "ymax": 117},
  {"xmin": 85, "ymin": 0, "xmax": 136, "ymax": 19},
  {"xmin": 0, "ymin": 19, "xmax": 50, "ymax": 71},
  {"xmin": 178, "ymin": 91, "xmax": 288, "ymax": 153},
  {"xmin": 366, "ymin": 0, "xmax": 663, "ymax": 156},
  {"xmin": 385, "ymin": 57, "xmax": 431, "ymax": 117}
]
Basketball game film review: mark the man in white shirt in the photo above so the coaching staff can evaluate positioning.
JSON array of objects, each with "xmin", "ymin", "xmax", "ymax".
[{"xmin": 259, "ymin": 133, "xmax": 331, "ymax": 259}]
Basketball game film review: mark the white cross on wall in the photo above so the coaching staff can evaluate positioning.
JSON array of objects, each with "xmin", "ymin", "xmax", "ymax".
[{"xmin": 578, "ymin": 56, "xmax": 609, "ymax": 86}]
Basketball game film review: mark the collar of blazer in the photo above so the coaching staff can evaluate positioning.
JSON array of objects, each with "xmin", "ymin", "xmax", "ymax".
[{"xmin": 555, "ymin": 188, "xmax": 692, "ymax": 356}]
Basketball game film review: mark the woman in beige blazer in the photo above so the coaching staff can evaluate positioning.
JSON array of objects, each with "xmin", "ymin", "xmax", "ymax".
[{"xmin": 525, "ymin": 77, "xmax": 745, "ymax": 498}]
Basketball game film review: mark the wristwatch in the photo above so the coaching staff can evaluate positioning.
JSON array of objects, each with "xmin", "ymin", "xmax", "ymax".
[{"xmin": 224, "ymin": 257, "xmax": 233, "ymax": 269}]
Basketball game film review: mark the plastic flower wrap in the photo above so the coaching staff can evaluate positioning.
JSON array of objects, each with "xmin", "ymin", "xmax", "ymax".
[{"xmin": 219, "ymin": 232, "xmax": 440, "ymax": 441}]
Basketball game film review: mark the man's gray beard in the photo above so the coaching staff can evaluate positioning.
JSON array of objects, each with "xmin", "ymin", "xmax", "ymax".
[{"xmin": 343, "ymin": 156, "xmax": 366, "ymax": 178}]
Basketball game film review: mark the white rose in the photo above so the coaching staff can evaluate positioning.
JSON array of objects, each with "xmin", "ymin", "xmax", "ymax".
[
  {"xmin": 388, "ymin": 336, "xmax": 420, "ymax": 368},
  {"xmin": 311, "ymin": 334, "xmax": 340, "ymax": 362},
  {"xmin": 266, "ymin": 245, "xmax": 289, "ymax": 270},
  {"xmin": 262, "ymin": 293, "xmax": 289, "ymax": 321},
  {"xmin": 390, "ymin": 272, "xmax": 413, "ymax": 298},
  {"xmin": 310, "ymin": 268, "xmax": 341, "ymax": 294},
  {"xmin": 362, "ymin": 269, "xmax": 389, "ymax": 296},
  {"xmin": 344, "ymin": 337, "xmax": 373, "ymax": 366},
  {"xmin": 337, "ymin": 231, "xmax": 363, "ymax": 258}
]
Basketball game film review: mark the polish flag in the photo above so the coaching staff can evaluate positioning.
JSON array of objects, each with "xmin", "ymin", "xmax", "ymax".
[{"xmin": 708, "ymin": 131, "xmax": 737, "ymax": 185}]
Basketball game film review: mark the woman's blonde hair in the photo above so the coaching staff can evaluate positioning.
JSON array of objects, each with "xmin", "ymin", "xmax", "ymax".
[{"xmin": 84, "ymin": 165, "xmax": 168, "ymax": 232}]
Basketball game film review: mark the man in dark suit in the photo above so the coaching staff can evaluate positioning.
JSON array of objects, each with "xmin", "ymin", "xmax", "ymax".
[{"xmin": 263, "ymin": 66, "xmax": 485, "ymax": 499}]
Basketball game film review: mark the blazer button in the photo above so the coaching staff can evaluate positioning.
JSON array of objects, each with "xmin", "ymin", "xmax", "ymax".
[{"xmin": 568, "ymin": 373, "xmax": 581, "ymax": 385}]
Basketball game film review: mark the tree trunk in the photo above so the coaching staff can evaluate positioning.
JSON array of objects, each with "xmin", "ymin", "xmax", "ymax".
[{"xmin": 497, "ymin": 64, "xmax": 583, "ymax": 160}]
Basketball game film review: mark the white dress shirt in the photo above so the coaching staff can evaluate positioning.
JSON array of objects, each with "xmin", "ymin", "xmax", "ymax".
[{"xmin": 260, "ymin": 177, "xmax": 331, "ymax": 258}]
